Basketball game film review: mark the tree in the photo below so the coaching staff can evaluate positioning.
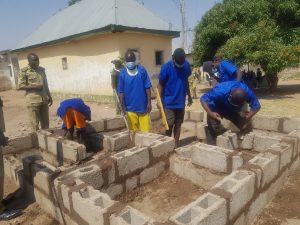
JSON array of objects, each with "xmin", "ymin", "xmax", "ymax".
[
  {"xmin": 193, "ymin": 0, "xmax": 300, "ymax": 91},
  {"xmin": 68, "ymin": 0, "xmax": 82, "ymax": 6}
]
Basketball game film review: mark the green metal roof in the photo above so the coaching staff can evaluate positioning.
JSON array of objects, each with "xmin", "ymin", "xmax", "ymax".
[{"xmin": 13, "ymin": 0, "xmax": 179, "ymax": 52}]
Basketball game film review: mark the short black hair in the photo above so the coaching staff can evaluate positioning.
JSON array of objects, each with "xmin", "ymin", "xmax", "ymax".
[
  {"xmin": 125, "ymin": 50, "xmax": 136, "ymax": 62},
  {"xmin": 173, "ymin": 48, "xmax": 185, "ymax": 58},
  {"xmin": 27, "ymin": 53, "xmax": 39, "ymax": 60}
]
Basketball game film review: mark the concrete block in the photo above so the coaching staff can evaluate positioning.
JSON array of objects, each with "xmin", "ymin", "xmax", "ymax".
[
  {"xmin": 216, "ymin": 131, "xmax": 238, "ymax": 150},
  {"xmin": 149, "ymin": 136, "xmax": 175, "ymax": 158},
  {"xmin": 221, "ymin": 119, "xmax": 239, "ymax": 132},
  {"xmin": 252, "ymin": 115, "xmax": 281, "ymax": 132},
  {"xmin": 184, "ymin": 111, "xmax": 190, "ymax": 121},
  {"xmin": 170, "ymin": 192, "xmax": 227, "ymax": 225},
  {"xmin": 232, "ymin": 153, "xmax": 243, "ymax": 171},
  {"xmin": 181, "ymin": 121, "xmax": 197, "ymax": 136},
  {"xmin": 32, "ymin": 164, "xmax": 55, "ymax": 197},
  {"xmin": 105, "ymin": 184, "xmax": 123, "ymax": 199},
  {"xmin": 281, "ymin": 136, "xmax": 298, "ymax": 159},
  {"xmin": 107, "ymin": 131, "xmax": 130, "ymax": 152},
  {"xmin": 112, "ymin": 147, "xmax": 150, "ymax": 177},
  {"xmin": 196, "ymin": 123, "xmax": 207, "ymax": 140},
  {"xmin": 191, "ymin": 143, "xmax": 235, "ymax": 173},
  {"xmin": 253, "ymin": 135, "xmax": 281, "ymax": 152},
  {"xmin": 46, "ymin": 135, "xmax": 63, "ymax": 156},
  {"xmin": 288, "ymin": 130, "xmax": 300, "ymax": 155},
  {"xmin": 106, "ymin": 117, "xmax": 126, "ymax": 131},
  {"xmin": 175, "ymin": 146, "xmax": 193, "ymax": 159},
  {"xmin": 170, "ymin": 155, "xmax": 225, "ymax": 189},
  {"xmin": 110, "ymin": 206, "xmax": 151, "ymax": 225},
  {"xmin": 108, "ymin": 164, "xmax": 116, "ymax": 185},
  {"xmin": 72, "ymin": 186, "xmax": 116, "ymax": 225},
  {"xmin": 4, "ymin": 156, "xmax": 24, "ymax": 189},
  {"xmin": 3, "ymin": 133, "xmax": 38, "ymax": 154},
  {"xmin": 134, "ymin": 132, "xmax": 164, "ymax": 147},
  {"xmin": 248, "ymin": 152, "xmax": 280, "ymax": 189},
  {"xmin": 140, "ymin": 161, "xmax": 165, "ymax": 184},
  {"xmin": 86, "ymin": 120, "xmax": 105, "ymax": 133},
  {"xmin": 268, "ymin": 143, "xmax": 292, "ymax": 171},
  {"xmin": 212, "ymin": 170, "xmax": 256, "ymax": 220},
  {"xmin": 282, "ymin": 118, "xmax": 300, "ymax": 133},
  {"xmin": 37, "ymin": 130, "xmax": 52, "ymax": 150},
  {"xmin": 240, "ymin": 132, "xmax": 255, "ymax": 150},
  {"xmin": 150, "ymin": 109, "xmax": 161, "ymax": 121},
  {"xmin": 39, "ymin": 149, "xmax": 61, "ymax": 167},
  {"xmin": 189, "ymin": 111, "xmax": 204, "ymax": 122},
  {"xmin": 234, "ymin": 214, "xmax": 245, "ymax": 225},
  {"xmin": 126, "ymin": 176, "xmax": 138, "ymax": 192},
  {"xmin": 70, "ymin": 164, "xmax": 104, "ymax": 189},
  {"xmin": 61, "ymin": 140, "xmax": 87, "ymax": 162}
]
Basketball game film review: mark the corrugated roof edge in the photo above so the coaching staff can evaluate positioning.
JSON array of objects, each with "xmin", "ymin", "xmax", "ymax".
[{"xmin": 12, "ymin": 25, "xmax": 180, "ymax": 53}]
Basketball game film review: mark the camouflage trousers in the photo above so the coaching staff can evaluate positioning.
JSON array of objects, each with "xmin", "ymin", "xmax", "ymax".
[{"xmin": 27, "ymin": 103, "xmax": 49, "ymax": 131}]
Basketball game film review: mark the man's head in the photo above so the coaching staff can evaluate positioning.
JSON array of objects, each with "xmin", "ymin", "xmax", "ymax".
[
  {"xmin": 124, "ymin": 50, "xmax": 136, "ymax": 70},
  {"xmin": 228, "ymin": 88, "xmax": 247, "ymax": 107},
  {"xmin": 111, "ymin": 59, "xmax": 123, "ymax": 69},
  {"xmin": 27, "ymin": 53, "xmax": 39, "ymax": 69},
  {"xmin": 172, "ymin": 48, "xmax": 186, "ymax": 68}
]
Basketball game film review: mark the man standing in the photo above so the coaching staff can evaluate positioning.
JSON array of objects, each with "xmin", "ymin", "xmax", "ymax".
[
  {"xmin": 111, "ymin": 59, "xmax": 123, "ymax": 115},
  {"xmin": 18, "ymin": 53, "xmax": 52, "ymax": 131},
  {"xmin": 0, "ymin": 97, "xmax": 22, "ymax": 220},
  {"xmin": 118, "ymin": 50, "xmax": 152, "ymax": 132},
  {"xmin": 212, "ymin": 55, "xmax": 242, "ymax": 83},
  {"xmin": 200, "ymin": 80, "xmax": 261, "ymax": 144},
  {"xmin": 188, "ymin": 66, "xmax": 200, "ymax": 99},
  {"xmin": 158, "ymin": 48, "xmax": 193, "ymax": 147}
]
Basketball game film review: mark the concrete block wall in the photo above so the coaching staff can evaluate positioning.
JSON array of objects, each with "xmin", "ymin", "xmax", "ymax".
[
  {"xmin": 170, "ymin": 127, "xmax": 300, "ymax": 225},
  {"xmin": 36, "ymin": 130, "xmax": 87, "ymax": 167},
  {"xmin": 182, "ymin": 110, "xmax": 206, "ymax": 138}
]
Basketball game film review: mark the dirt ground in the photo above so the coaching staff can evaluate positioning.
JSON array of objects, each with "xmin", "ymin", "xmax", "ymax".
[
  {"xmin": 0, "ymin": 80, "xmax": 300, "ymax": 225},
  {"xmin": 117, "ymin": 171, "xmax": 206, "ymax": 223}
]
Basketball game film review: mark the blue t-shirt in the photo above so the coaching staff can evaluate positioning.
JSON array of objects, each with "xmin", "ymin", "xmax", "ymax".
[
  {"xmin": 218, "ymin": 60, "xmax": 238, "ymax": 82},
  {"xmin": 200, "ymin": 81, "xmax": 261, "ymax": 116},
  {"xmin": 158, "ymin": 60, "xmax": 191, "ymax": 109},
  {"xmin": 118, "ymin": 65, "xmax": 152, "ymax": 113}
]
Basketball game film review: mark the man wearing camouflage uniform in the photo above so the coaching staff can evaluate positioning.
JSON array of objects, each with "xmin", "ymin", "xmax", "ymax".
[
  {"xmin": 111, "ymin": 59, "xmax": 123, "ymax": 115},
  {"xmin": 18, "ymin": 53, "xmax": 53, "ymax": 131}
]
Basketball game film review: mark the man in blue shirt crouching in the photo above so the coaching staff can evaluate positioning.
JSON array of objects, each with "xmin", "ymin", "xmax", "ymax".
[{"xmin": 200, "ymin": 80, "xmax": 261, "ymax": 144}]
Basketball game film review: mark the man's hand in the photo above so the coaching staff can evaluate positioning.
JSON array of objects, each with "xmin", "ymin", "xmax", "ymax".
[
  {"xmin": 147, "ymin": 103, "xmax": 152, "ymax": 113},
  {"xmin": 209, "ymin": 112, "xmax": 221, "ymax": 121},
  {"xmin": 187, "ymin": 96, "xmax": 193, "ymax": 107},
  {"xmin": 48, "ymin": 96, "xmax": 53, "ymax": 107}
]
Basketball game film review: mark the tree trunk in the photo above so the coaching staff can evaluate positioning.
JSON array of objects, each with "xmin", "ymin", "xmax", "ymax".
[{"xmin": 266, "ymin": 73, "xmax": 279, "ymax": 92}]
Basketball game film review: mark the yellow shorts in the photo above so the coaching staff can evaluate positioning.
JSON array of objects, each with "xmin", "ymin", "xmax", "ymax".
[{"xmin": 127, "ymin": 112, "xmax": 150, "ymax": 132}]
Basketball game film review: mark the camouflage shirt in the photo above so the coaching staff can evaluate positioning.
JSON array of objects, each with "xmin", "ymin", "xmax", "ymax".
[{"xmin": 18, "ymin": 65, "xmax": 50, "ymax": 106}]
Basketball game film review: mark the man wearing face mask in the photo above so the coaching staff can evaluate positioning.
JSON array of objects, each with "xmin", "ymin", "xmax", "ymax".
[
  {"xmin": 158, "ymin": 48, "xmax": 193, "ymax": 147},
  {"xmin": 200, "ymin": 80, "xmax": 261, "ymax": 144},
  {"xmin": 118, "ymin": 50, "xmax": 152, "ymax": 132},
  {"xmin": 18, "ymin": 53, "xmax": 53, "ymax": 131}
]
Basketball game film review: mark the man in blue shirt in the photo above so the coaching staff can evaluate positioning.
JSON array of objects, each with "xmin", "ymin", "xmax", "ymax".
[
  {"xmin": 118, "ymin": 50, "xmax": 152, "ymax": 132},
  {"xmin": 57, "ymin": 98, "xmax": 91, "ymax": 145},
  {"xmin": 158, "ymin": 48, "xmax": 193, "ymax": 147},
  {"xmin": 212, "ymin": 55, "xmax": 242, "ymax": 83},
  {"xmin": 200, "ymin": 80, "xmax": 261, "ymax": 144}
]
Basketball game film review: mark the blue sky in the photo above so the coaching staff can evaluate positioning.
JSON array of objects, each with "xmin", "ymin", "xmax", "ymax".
[{"xmin": 0, "ymin": 0, "xmax": 221, "ymax": 50}]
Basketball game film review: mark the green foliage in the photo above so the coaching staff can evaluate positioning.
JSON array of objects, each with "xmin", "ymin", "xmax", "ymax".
[
  {"xmin": 193, "ymin": 0, "xmax": 300, "ymax": 75},
  {"xmin": 68, "ymin": 0, "xmax": 82, "ymax": 6}
]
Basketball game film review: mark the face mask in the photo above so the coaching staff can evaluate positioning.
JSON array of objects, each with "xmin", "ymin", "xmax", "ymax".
[
  {"xmin": 126, "ymin": 62, "xmax": 136, "ymax": 70},
  {"xmin": 174, "ymin": 62, "xmax": 184, "ymax": 68}
]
